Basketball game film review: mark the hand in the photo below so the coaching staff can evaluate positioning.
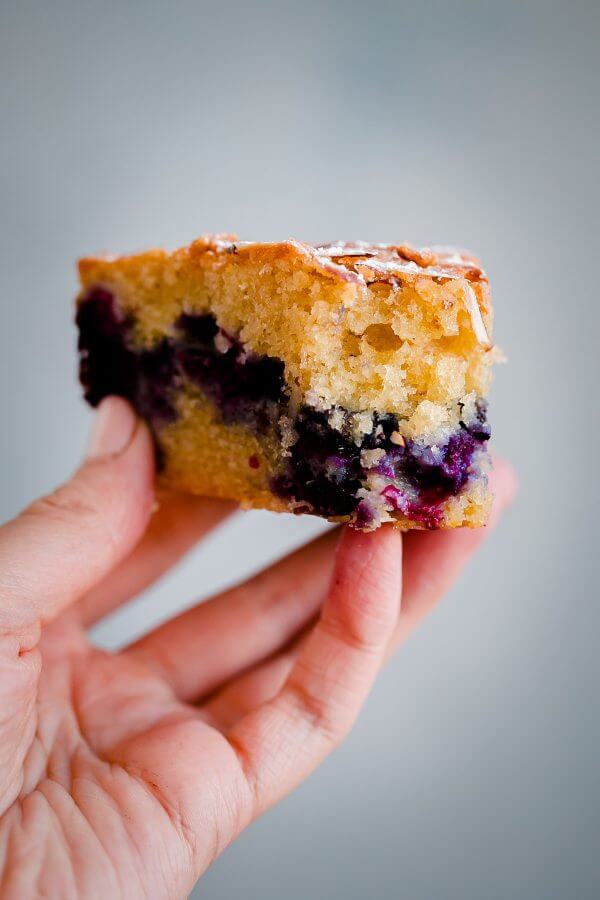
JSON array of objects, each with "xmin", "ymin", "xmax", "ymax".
[{"xmin": 0, "ymin": 398, "xmax": 516, "ymax": 899}]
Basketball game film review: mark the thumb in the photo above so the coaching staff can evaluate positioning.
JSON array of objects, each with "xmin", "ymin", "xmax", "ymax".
[{"xmin": 0, "ymin": 397, "xmax": 155, "ymax": 633}]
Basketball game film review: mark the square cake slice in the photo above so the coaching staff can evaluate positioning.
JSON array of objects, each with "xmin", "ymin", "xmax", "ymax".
[{"xmin": 76, "ymin": 235, "xmax": 499, "ymax": 530}]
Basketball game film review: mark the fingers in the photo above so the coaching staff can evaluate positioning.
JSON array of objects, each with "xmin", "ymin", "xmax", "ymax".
[
  {"xmin": 127, "ymin": 454, "xmax": 515, "ymax": 721},
  {"xmin": 226, "ymin": 526, "xmax": 402, "ymax": 816},
  {"xmin": 202, "ymin": 631, "xmax": 311, "ymax": 731},
  {"xmin": 0, "ymin": 398, "xmax": 155, "ymax": 632},
  {"xmin": 77, "ymin": 491, "xmax": 235, "ymax": 626},
  {"xmin": 125, "ymin": 530, "xmax": 338, "ymax": 701}
]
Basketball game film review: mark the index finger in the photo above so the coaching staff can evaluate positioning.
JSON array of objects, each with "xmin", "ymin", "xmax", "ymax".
[{"xmin": 0, "ymin": 398, "xmax": 154, "ymax": 633}]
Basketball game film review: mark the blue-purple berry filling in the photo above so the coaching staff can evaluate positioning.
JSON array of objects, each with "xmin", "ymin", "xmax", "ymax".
[
  {"xmin": 77, "ymin": 288, "xmax": 490, "ymax": 525},
  {"xmin": 77, "ymin": 290, "xmax": 284, "ymax": 435},
  {"xmin": 76, "ymin": 288, "xmax": 177, "ymax": 427},
  {"xmin": 175, "ymin": 314, "xmax": 285, "ymax": 429},
  {"xmin": 271, "ymin": 403, "xmax": 489, "ymax": 527}
]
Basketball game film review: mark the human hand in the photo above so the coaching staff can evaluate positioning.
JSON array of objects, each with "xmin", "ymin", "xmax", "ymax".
[{"xmin": 0, "ymin": 398, "xmax": 516, "ymax": 898}]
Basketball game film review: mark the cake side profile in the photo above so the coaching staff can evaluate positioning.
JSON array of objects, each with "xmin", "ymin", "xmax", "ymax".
[{"xmin": 76, "ymin": 235, "xmax": 500, "ymax": 530}]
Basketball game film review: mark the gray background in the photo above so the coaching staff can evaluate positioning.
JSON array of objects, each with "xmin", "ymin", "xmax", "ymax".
[{"xmin": 1, "ymin": 1, "xmax": 599, "ymax": 898}]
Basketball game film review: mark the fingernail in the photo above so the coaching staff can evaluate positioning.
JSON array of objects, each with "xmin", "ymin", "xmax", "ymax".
[{"xmin": 87, "ymin": 397, "xmax": 137, "ymax": 460}]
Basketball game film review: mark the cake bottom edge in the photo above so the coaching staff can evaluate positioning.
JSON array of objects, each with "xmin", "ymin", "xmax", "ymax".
[{"xmin": 158, "ymin": 472, "xmax": 492, "ymax": 531}]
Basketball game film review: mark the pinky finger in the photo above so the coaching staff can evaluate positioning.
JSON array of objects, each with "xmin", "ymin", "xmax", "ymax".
[{"xmin": 227, "ymin": 525, "xmax": 402, "ymax": 817}]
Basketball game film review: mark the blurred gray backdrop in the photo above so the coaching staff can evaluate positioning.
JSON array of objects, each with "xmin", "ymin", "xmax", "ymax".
[{"xmin": 1, "ymin": 1, "xmax": 599, "ymax": 898}]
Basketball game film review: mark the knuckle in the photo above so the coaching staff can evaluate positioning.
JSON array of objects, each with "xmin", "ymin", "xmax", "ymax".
[
  {"xmin": 323, "ymin": 603, "xmax": 386, "ymax": 657},
  {"xmin": 29, "ymin": 482, "xmax": 98, "ymax": 524},
  {"xmin": 286, "ymin": 676, "xmax": 344, "ymax": 746},
  {"xmin": 25, "ymin": 478, "xmax": 119, "ymax": 551}
]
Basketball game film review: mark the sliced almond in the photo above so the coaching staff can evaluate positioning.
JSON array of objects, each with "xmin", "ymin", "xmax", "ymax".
[{"xmin": 464, "ymin": 284, "xmax": 492, "ymax": 348}]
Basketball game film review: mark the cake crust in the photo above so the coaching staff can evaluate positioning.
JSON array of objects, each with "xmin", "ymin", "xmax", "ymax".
[
  {"xmin": 80, "ymin": 236, "xmax": 491, "ymax": 335},
  {"xmin": 80, "ymin": 235, "xmax": 488, "ymax": 284}
]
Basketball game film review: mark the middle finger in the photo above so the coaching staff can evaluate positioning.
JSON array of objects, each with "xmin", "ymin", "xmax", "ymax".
[{"xmin": 123, "ymin": 528, "xmax": 337, "ymax": 701}]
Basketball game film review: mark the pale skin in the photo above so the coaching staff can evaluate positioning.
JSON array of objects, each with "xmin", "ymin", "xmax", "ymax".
[{"xmin": 0, "ymin": 397, "xmax": 516, "ymax": 898}]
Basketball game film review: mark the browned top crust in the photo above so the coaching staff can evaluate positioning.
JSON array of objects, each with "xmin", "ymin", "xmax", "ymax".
[
  {"xmin": 187, "ymin": 235, "xmax": 487, "ymax": 286},
  {"xmin": 80, "ymin": 234, "xmax": 487, "ymax": 288}
]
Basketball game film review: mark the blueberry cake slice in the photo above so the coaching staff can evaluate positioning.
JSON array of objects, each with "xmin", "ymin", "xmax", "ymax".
[{"xmin": 76, "ymin": 235, "xmax": 499, "ymax": 530}]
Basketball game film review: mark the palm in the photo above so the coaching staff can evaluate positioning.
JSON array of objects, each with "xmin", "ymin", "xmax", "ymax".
[
  {"xmin": 2, "ymin": 561, "xmax": 321, "ymax": 898},
  {"xmin": 7, "ymin": 616, "xmax": 251, "ymax": 897},
  {"xmin": 0, "ymin": 404, "xmax": 514, "ymax": 898}
]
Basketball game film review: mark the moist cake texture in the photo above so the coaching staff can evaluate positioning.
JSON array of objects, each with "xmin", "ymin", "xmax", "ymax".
[{"xmin": 76, "ymin": 235, "xmax": 500, "ymax": 530}]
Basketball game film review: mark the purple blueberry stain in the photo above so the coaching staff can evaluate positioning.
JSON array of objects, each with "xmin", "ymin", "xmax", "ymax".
[
  {"xmin": 76, "ymin": 287, "xmax": 138, "ymax": 408},
  {"xmin": 175, "ymin": 313, "xmax": 285, "ymax": 429},
  {"xmin": 271, "ymin": 405, "xmax": 490, "ymax": 526},
  {"xmin": 381, "ymin": 485, "xmax": 444, "ymax": 529},
  {"xmin": 176, "ymin": 312, "xmax": 219, "ymax": 344},
  {"xmin": 354, "ymin": 499, "xmax": 376, "ymax": 530},
  {"xmin": 270, "ymin": 407, "xmax": 367, "ymax": 517},
  {"xmin": 77, "ymin": 295, "xmax": 285, "ymax": 435},
  {"xmin": 77, "ymin": 287, "xmax": 177, "ymax": 428}
]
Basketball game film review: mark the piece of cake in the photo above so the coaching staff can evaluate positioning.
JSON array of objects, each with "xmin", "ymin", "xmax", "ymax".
[{"xmin": 76, "ymin": 235, "xmax": 500, "ymax": 530}]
